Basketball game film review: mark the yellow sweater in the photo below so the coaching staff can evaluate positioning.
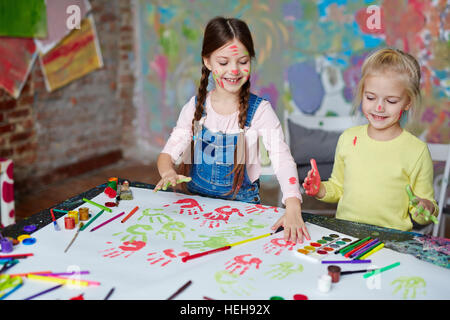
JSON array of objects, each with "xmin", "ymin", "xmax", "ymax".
[{"xmin": 319, "ymin": 125, "xmax": 437, "ymax": 231}]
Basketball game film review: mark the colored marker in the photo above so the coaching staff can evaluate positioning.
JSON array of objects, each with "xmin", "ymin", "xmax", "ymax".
[
  {"xmin": 353, "ymin": 240, "xmax": 382, "ymax": 260},
  {"xmin": 350, "ymin": 239, "xmax": 380, "ymax": 259},
  {"xmin": 341, "ymin": 236, "xmax": 371, "ymax": 255},
  {"xmin": 52, "ymin": 209, "xmax": 69, "ymax": 214},
  {"xmin": 82, "ymin": 198, "xmax": 112, "ymax": 212},
  {"xmin": 27, "ymin": 274, "xmax": 98, "ymax": 287},
  {"xmin": 8, "ymin": 271, "xmax": 52, "ymax": 277},
  {"xmin": 227, "ymin": 232, "xmax": 272, "ymax": 247},
  {"xmin": 182, "ymin": 227, "xmax": 284, "ymax": 263},
  {"xmin": 121, "ymin": 206, "xmax": 139, "ymax": 223},
  {"xmin": 167, "ymin": 280, "xmax": 192, "ymax": 300},
  {"xmin": 104, "ymin": 287, "xmax": 115, "ymax": 300},
  {"xmin": 24, "ymin": 284, "xmax": 63, "ymax": 300},
  {"xmin": 182, "ymin": 246, "xmax": 231, "ymax": 263},
  {"xmin": 90, "ymin": 212, "xmax": 124, "ymax": 232},
  {"xmin": 363, "ymin": 261, "xmax": 400, "ymax": 278},
  {"xmin": 321, "ymin": 260, "xmax": 372, "ymax": 264},
  {"xmin": 0, "ymin": 253, "xmax": 34, "ymax": 259},
  {"xmin": 334, "ymin": 238, "xmax": 361, "ymax": 254},
  {"xmin": 80, "ymin": 209, "xmax": 104, "ymax": 231},
  {"xmin": 344, "ymin": 238, "xmax": 373, "ymax": 258},
  {"xmin": 359, "ymin": 243, "xmax": 385, "ymax": 260}
]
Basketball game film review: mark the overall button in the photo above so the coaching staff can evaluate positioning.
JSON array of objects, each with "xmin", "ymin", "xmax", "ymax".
[
  {"xmin": 250, "ymin": 186, "xmax": 255, "ymax": 191},
  {"xmin": 253, "ymin": 197, "xmax": 259, "ymax": 202}
]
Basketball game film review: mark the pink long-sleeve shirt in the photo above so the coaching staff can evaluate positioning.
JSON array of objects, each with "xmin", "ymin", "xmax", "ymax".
[{"xmin": 161, "ymin": 93, "xmax": 302, "ymax": 205}]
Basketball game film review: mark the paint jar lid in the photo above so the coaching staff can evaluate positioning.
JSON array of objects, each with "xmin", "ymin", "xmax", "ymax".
[
  {"xmin": 17, "ymin": 234, "xmax": 31, "ymax": 242},
  {"xmin": 23, "ymin": 224, "xmax": 37, "ymax": 233},
  {"xmin": 22, "ymin": 237, "xmax": 36, "ymax": 245}
]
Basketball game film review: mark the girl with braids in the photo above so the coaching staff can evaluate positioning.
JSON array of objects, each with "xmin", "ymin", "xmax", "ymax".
[{"xmin": 156, "ymin": 16, "xmax": 310, "ymax": 243}]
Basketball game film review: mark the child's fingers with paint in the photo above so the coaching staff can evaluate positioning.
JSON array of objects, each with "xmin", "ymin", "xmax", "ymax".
[
  {"xmin": 406, "ymin": 185, "xmax": 438, "ymax": 223},
  {"xmin": 302, "ymin": 159, "xmax": 321, "ymax": 196},
  {"xmin": 154, "ymin": 173, "xmax": 192, "ymax": 192}
]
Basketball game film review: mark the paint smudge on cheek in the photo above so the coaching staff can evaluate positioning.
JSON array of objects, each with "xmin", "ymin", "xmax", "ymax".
[
  {"xmin": 213, "ymin": 70, "xmax": 224, "ymax": 88},
  {"xmin": 289, "ymin": 177, "xmax": 297, "ymax": 184}
]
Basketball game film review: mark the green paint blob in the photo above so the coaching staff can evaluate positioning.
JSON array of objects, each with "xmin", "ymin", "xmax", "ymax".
[{"xmin": 270, "ymin": 296, "xmax": 284, "ymax": 300}]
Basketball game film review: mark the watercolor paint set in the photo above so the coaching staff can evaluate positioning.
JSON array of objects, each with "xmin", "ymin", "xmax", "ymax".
[{"xmin": 293, "ymin": 233, "xmax": 354, "ymax": 263}]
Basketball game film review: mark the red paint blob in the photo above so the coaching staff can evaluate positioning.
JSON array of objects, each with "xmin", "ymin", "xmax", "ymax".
[
  {"xmin": 6, "ymin": 162, "xmax": 13, "ymax": 180},
  {"xmin": 289, "ymin": 177, "xmax": 297, "ymax": 184},
  {"xmin": 105, "ymin": 202, "xmax": 117, "ymax": 207},
  {"xmin": 353, "ymin": 136, "xmax": 357, "ymax": 146},
  {"xmin": 2, "ymin": 181, "xmax": 14, "ymax": 203},
  {"xmin": 310, "ymin": 242, "xmax": 321, "ymax": 247},
  {"xmin": 317, "ymin": 250, "xmax": 328, "ymax": 255},
  {"xmin": 293, "ymin": 294, "xmax": 308, "ymax": 300}
]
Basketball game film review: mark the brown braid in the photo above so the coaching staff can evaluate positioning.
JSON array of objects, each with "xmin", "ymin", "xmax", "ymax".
[
  {"xmin": 224, "ymin": 79, "xmax": 251, "ymax": 198},
  {"xmin": 178, "ymin": 64, "xmax": 210, "ymax": 193}
]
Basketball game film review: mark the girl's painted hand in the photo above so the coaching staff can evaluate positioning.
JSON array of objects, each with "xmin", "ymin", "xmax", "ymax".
[
  {"xmin": 271, "ymin": 206, "xmax": 311, "ymax": 244},
  {"xmin": 406, "ymin": 185, "xmax": 438, "ymax": 223},
  {"xmin": 302, "ymin": 158, "xmax": 321, "ymax": 196},
  {"xmin": 154, "ymin": 171, "xmax": 191, "ymax": 192}
]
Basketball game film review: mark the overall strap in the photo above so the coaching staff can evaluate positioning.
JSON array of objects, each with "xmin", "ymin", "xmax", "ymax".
[
  {"xmin": 244, "ymin": 93, "xmax": 264, "ymax": 128},
  {"xmin": 194, "ymin": 93, "xmax": 265, "ymax": 126}
]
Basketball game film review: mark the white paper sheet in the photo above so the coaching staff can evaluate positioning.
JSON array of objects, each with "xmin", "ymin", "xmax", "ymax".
[{"xmin": 3, "ymin": 186, "xmax": 449, "ymax": 300}]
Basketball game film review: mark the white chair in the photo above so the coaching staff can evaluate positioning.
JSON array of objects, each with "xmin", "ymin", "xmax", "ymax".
[
  {"xmin": 283, "ymin": 109, "xmax": 365, "ymax": 147},
  {"xmin": 427, "ymin": 143, "xmax": 450, "ymax": 237}
]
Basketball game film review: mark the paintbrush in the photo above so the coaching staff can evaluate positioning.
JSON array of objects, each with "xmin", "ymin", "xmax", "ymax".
[
  {"xmin": 64, "ymin": 223, "xmax": 84, "ymax": 253},
  {"xmin": 50, "ymin": 209, "xmax": 61, "ymax": 231},
  {"xmin": 182, "ymin": 226, "xmax": 284, "ymax": 263}
]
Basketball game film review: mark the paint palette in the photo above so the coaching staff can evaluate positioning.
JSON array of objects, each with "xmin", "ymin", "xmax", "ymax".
[{"xmin": 294, "ymin": 234, "xmax": 354, "ymax": 263}]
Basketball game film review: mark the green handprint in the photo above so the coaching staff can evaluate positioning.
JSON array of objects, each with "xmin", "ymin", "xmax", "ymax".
[
  {"xmin": 156, "ymin": 221, "xmax": 186, "ymax": 240},
  {"xmin": 184, "ymin": 235, "xmax": 229, "ymax": 250},
  {"xmin": 138, "ymin": 208, "xmax": 173, "ymax": 224},
  {"xmin": 216, "ymin": 219, "xmax": 267, "ymax": 238},
  {"xmin": 264, "ymin": 262, "xmax": 304, "ymax": 280},
  {"xmin": 112, "ymin": 224, "xmax": 153, "ymax": 242},
  {"xmin": 391, "ymin": 276, "xmax": 426, "ymax": 299},
  {"xmin": 214, "ymin": 270, "xmax": 256, "ymax": 296}
]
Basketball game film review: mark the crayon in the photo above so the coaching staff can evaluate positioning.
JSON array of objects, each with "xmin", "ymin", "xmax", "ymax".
[
  {"xmin": 363, "ymin": 261, "xmax": 400, "ymax": 278},
  {"xmin": 82, "ymin": 198, "xmax": 112, "ymax": 212}
]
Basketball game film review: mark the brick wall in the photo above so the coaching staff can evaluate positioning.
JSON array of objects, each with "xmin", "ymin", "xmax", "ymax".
[{"xmin": 0, "ymin": 0, "xmax": 136, "ymax": 199}]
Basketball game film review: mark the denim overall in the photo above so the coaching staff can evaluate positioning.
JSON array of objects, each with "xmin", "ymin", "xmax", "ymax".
[{"xmin": 187, "ymin": 93, "xmax": 264, "ymax": 203}]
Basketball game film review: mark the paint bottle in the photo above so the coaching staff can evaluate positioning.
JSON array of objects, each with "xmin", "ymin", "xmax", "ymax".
[
  {"xmin": 68, "ymin": 210, "xmax": 79, "ymax": 224},
  {"xmin": 317, "ymin": 274, "xmax": 332, "ymax": 293},
  {"xmin": 64, "ymin": 216, "xmax": 76, "ymax": 230},
  {"xmin": 327, "ymin": 265, "xmax": 341, "ymax": 283},
  {"xmin": 79, "ymin": 207, "xmax": 90, "ymax": 221},
  {"xmin": 0, "ymin": 237, "xmax": 13, "ymax": 253}
]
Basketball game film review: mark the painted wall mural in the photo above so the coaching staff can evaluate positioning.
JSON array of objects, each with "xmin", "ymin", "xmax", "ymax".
[{"xmin": 135, "ymin": 0, "xmax": 449, "ymax": 155}]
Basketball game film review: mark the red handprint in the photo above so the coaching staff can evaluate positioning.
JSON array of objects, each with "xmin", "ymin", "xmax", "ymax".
[
  {"xmin": 243, "ymin": 204, "xmax": 279, "ymax": 215},
  {"xmin": 172, "ymin": 198, "xmax": 204, "ymax": 215},
  {"xmin": 146, "ymin": 249, "xmax": 190, "ymax": 267},
  {"xmin": 263, "ymin": 238, "xmax": 296, "ymax": 256},
  {"xmin": 225, "ymin": 254, "xmax": 262, "ymax": 276},
  {"xmin": 195, "ymin": 205, "xmax": 242, "ymax": 228},
  {"xmin": 101, "ymin": 240, "xmax": 146, "ymax": 258},
  {"xmin": 302, "ymin": 158, "xmax": 321, "ymax": 196}
]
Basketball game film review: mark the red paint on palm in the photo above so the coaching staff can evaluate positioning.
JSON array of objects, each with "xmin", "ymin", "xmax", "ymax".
[{"xmin": 302, "ymin": 158, "xmax": 321, "ymax": 196}]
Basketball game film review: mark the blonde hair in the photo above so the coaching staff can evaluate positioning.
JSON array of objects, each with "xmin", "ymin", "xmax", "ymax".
[{"xmin": 353, "ymin": 48, "xmax": 422, "ymax": 123}]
